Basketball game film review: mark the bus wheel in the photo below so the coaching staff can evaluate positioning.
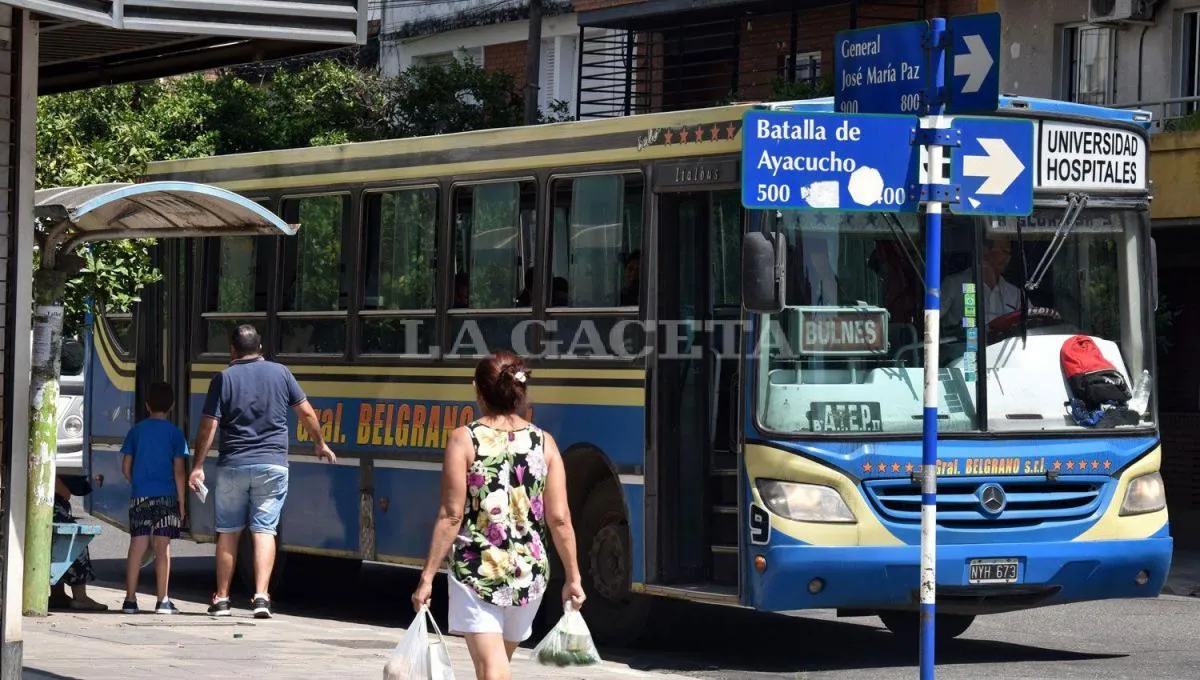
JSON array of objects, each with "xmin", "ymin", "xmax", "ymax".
[
  {"xmin": 576, "ymin": 479, "xmax": 651, "ymax": 647},
  {"xmin": 878, "ymin": 611, "xmax": 976, "ymax": 643}
]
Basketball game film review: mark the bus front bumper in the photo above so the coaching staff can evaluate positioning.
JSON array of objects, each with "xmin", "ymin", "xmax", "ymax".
[{"xmin": 749, "ymin": 537, "xmax": 1173, "ymax": 615}]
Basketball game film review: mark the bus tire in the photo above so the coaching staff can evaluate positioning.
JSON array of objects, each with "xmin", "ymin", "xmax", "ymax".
[
  {"xmin": 574, "ymin": 478, "xmax": 651, "ymax": 647},
  {"xmin": 878, "ymin": 611, "xmax": 975, "ymax": 643},
  {"xmin": 235, "ymin": 531, "xmax": 287, "ymax": 596}
]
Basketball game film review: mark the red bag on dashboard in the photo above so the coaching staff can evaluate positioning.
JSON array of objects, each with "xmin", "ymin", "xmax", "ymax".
[{"xmin": 1060, "ymin": 335, "xmax": 1130, "ymax": 409}]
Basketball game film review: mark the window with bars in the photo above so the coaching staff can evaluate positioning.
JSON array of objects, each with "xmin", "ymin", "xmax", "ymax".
[
  {"xmin": 781, "ymin": 51, "xmax": 822, "ymax": 86},
  {"xmin": 1063, "ymin": 24, "xmax": 1116, "ymax": 105}
]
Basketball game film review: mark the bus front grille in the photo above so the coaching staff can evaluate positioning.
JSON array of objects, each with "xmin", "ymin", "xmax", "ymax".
[{"xmin": 862, "ymin": 477, "xmax": 1107, "ymax": 528}]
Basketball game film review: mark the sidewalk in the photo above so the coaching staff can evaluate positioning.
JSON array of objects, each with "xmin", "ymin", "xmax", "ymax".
[{"xmin": 21, "ymin": 584, "xmax": 691, "ymax": 680}]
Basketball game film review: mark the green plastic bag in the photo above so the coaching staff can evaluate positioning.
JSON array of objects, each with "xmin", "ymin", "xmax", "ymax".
[{"xmin": 531, "ymin": 602, "xmax": 602, "ymax": 667}]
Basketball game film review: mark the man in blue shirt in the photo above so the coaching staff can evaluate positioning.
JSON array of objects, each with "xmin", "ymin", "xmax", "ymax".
[{"xmin": 189, "ymin": 324, "xmax": 335, "ymax": 618}]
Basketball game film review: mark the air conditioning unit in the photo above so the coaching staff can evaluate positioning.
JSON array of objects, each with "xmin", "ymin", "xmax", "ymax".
[{"xmin": 1088, "ymin": 0, "xmax": 1156, "ymax": 23}]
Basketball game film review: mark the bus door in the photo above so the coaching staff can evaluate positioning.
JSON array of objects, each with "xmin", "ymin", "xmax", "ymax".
[
  {"xmin": 651, "ymin": 157, "xmax": 743, "ymax": 591},
  {"xmin": 135, "ymin": 238, "xmax": 192, "ymax": 449}
]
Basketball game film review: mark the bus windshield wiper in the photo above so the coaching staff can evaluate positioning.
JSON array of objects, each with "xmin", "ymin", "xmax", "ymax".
[
  {"xmin": 882, "ymin": 213, "xmax": 926, "ymax": 289},
  {"xmin": 1025, "ymin": 193, "xmax": 1088, "ymax": 291}
]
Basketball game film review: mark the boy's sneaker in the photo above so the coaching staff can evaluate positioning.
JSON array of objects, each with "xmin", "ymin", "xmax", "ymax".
[
  {"xmin": 207, "ymin": 596, "xmax": 231, "ymax": 617},
  {"xmin": 155, "ymin": 599, "xmax": 179, "ymax": 614},
  {"xmin": 252, "ymin": 594, "xmax": 272, "ymax": 619},
  {"xmin": 121, "ymin": 599, "xmax": 139, "ymax": 614}
]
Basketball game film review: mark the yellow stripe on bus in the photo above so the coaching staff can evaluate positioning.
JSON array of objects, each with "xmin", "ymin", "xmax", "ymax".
[
  {"xmin": 192, "ymin": 143, "xmax": 740, "ymax": 193},
  {"xmin": 191, "ymin": 363, "xmax": 646, "ymax": 382},
  {"xmin": 148, "ymin": 105, "xmax": 752, "ymax": 176},
  {"xmin": 189, "ymin": 379, "xmax": 645, "ymax": 407},
  {"xmin": 93, "ymin": 323, "xmax": 135, "ymax": 393}
]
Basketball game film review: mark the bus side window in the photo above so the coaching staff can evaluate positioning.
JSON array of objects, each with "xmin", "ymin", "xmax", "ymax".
[
  {"xmin": 279, "ymin": 194, "xmax": 350, "ymax": 355},
  {"xmin": 547, "ymin": 172, "xmax": 644, "ymax": 357},
  {"xmin": 360, "ymin": 187, "xmax": 438, "ymax": 356},
  {"xmin": 199, "ymin": 234, "xmax": 272, "ymax": 354},
  {"xmin": 449, "ymin": 180, "xmax": 538, "ymax": 356}
]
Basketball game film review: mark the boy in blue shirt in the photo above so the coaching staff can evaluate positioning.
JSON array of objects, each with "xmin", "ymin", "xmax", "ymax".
[{"xmin": 121, "ymin": 381, "xmax": 189, "ymax": 614}]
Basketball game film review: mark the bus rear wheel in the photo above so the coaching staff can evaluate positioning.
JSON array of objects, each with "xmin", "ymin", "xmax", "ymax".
[
  {"xmin": 573, "ymin": 479, "xmax": 651, "ymax": 647},
  {"xmin": 878, "ymin": 611, "xmax": 976, "ymax": 643}
]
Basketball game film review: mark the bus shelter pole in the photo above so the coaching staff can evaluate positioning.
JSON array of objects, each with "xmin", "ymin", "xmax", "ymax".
[{"xmin": 920, "ymin": 16, "xmax": 947, "ymax": 680}]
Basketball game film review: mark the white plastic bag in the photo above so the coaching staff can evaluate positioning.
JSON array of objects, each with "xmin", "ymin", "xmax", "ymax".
[
  {"xmin": 383, "ymin": 606, "xmax": 456, "ymax": 680},
  {"xmin": 531, "ymin": 601, "xmax": 602, "ymax": 667}
]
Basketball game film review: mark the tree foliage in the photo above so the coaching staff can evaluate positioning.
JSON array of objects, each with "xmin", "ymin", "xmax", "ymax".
[{"xmin": 37, "ymin": 58, "xmax": 567, "ymax": 336}]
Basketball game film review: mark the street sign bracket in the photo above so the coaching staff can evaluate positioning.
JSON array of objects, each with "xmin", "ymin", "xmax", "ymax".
[
  {"xmin": 914, "ymin": 184, "xmax": 960, "ymax": 203},
  {"xmin": 912, "ymin": 128, "xmax": 962, "ymax": 147}
]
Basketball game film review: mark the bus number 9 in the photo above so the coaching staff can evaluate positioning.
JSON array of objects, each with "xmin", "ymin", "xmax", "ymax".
[{"xmin": 756, "ymin": 184, "xmax": 791, "ymax": 203}]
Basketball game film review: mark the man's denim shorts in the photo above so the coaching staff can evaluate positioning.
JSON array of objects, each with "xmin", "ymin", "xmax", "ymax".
[{"xmin": 215, "ymin": 463, "xmax": 289, "ymax": 535}]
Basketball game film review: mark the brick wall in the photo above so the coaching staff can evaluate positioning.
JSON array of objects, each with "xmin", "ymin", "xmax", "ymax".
[{"xmin": 483, "ymin": 41, "xmax": 529, "ymax": 92}]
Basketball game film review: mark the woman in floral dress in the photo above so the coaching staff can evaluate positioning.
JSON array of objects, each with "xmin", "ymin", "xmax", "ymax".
[{"xmin": 414, "ymin": 350, "xmax": 585, "ymax": 679}]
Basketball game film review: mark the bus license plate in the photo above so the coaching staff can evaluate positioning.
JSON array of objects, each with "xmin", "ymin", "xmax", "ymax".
[{"xmin": 968, "ymin": 558, "xmax": 1019, "ymax": 584}]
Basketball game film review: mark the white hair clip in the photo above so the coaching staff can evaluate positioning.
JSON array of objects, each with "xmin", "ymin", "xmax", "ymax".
[{"xmin": 514, "ymin": 371, "xmax": 527, "ymax": 383}]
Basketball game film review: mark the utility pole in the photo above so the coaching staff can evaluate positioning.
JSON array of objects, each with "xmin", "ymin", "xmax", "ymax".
[
  {"xmin": 524, "ymin": 0, "xmax": 543, "ymax": 125},
  {"xmin": 22, "ymin": 235, "xmax": 83, "ymax": 615}
]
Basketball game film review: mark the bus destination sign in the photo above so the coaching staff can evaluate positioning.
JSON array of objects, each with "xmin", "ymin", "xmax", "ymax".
[{"xmin": 798, "ymin": 306, "xmax": 889, "ymax": 355}]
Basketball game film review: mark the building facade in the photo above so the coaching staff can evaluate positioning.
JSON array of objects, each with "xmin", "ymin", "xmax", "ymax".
[{"xmin": 381, "ymin": 1, "xmax": 994, "ymax": 120}]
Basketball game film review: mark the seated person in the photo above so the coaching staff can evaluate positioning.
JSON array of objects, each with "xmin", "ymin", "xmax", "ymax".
[
  {"xmin": 49, "ymin": 475, "xmax": 108, "ymax": 611},
  {"xmin": 941, "ymin": 236, "xmax": 1022, "ymax": 329}
]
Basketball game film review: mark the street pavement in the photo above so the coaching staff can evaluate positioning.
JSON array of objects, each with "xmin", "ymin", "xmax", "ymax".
[{"xmin": 20, "ymin": 500, "xmax": 1200, "ymax": 679}]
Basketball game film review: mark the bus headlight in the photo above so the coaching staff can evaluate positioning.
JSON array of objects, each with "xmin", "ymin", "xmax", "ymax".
[
  {"xmin": 1120, "ymin": 471, "xmax": 1166, "ymax": 516},
  {"xmin": 755, "ymin": 479, "xmax": 856, "ymax": 523},
  {"xmin": 62, "ymin": 415, "xmax": 83, "ymax": 439}
]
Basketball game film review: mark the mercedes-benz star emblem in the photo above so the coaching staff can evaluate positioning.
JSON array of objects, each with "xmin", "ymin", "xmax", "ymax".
[{"xmin": 977, "ymin": 483, "xmax": 1007, "ymax": 516}]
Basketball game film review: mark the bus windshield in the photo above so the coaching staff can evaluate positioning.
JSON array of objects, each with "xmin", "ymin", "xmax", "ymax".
[{"xmin": 754, "ymin": 205, "xmax": 1154, "ymax": 436}]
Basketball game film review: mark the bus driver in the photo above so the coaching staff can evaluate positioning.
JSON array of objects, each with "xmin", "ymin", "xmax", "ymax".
[{"xmin": 941, "ymin": 236, "xmax": 1022, "ymax": 329}]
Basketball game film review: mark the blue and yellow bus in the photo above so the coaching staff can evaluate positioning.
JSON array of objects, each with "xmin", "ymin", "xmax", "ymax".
[{"xmin": 83, "ymin": 94, "xmax": 1171, "ymax": 645}]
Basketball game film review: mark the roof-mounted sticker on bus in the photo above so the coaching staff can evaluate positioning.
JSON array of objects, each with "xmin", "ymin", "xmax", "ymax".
[{"xmin": 1037, "ymin": 121, "xmax": 1147, "ymax": 192}]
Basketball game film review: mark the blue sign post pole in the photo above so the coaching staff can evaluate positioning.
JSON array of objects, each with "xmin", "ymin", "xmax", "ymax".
[{"xmin": 920, "ymin": 17, "xmax": 947, "ymax": 680}]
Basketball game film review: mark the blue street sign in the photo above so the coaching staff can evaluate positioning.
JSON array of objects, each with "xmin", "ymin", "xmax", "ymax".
[
  {"xmin": 834, "ymin": 21, "xmax": 928, "ymax": 115},
  {"xmin": 949, "ymin": 117, "xmax": 1035, "ymax": 216},
  {"xmin": 945, "ymin": 13, "xmax": 1001, "ymax": 115},
  {"xmin": 834, "ymin": 12, "xmax": 1001, "ymax": 115},
  {"xmin": 741, "ymin": 109, "xmax": 920, "ymax": 212}
]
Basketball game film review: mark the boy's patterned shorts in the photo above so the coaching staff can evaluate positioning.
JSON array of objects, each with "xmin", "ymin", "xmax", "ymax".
[{"xmin": 129, "ymin": 496, "xmax": 182, "ymax": 539}]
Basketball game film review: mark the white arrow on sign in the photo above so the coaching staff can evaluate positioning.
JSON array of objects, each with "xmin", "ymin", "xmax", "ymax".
[
  {"xmin": 963, "ymin": 137, "xmax": 1025, "ymax": 196},
  {"xmin": 954, "ymin": 34, "xmax": 994, "ymax": 94}
]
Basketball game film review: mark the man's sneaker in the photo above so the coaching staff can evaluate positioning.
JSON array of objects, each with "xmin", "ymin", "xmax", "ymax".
[
  {"xmin": 155, "ymin": 599, "xmax": 179, "ymax": 614},
  {"xmin": 252, "ymin": 594, "xmax": 272, "ymax": 619},
  {"xmin": 207, "ymin": 596, "xmax": 231, "ymax": 617},
  {"xmin": 121, "ymin": 599, "xmax": 139, "ymax": 614}
]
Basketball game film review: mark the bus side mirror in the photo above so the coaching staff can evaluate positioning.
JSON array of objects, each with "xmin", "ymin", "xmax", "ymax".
[
  {"xmin": 741, "ymin": 231, "xmax": 786, "ymax": 314},
  {"xmin": 1150, "ymin": 237, "xmax": 1159, "ymax": 312}
]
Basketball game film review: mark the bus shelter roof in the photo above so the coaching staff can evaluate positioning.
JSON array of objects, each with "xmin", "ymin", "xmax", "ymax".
[{"xmin": 33, "ymin": 181, "xmax": 297, "ymax": 252}]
